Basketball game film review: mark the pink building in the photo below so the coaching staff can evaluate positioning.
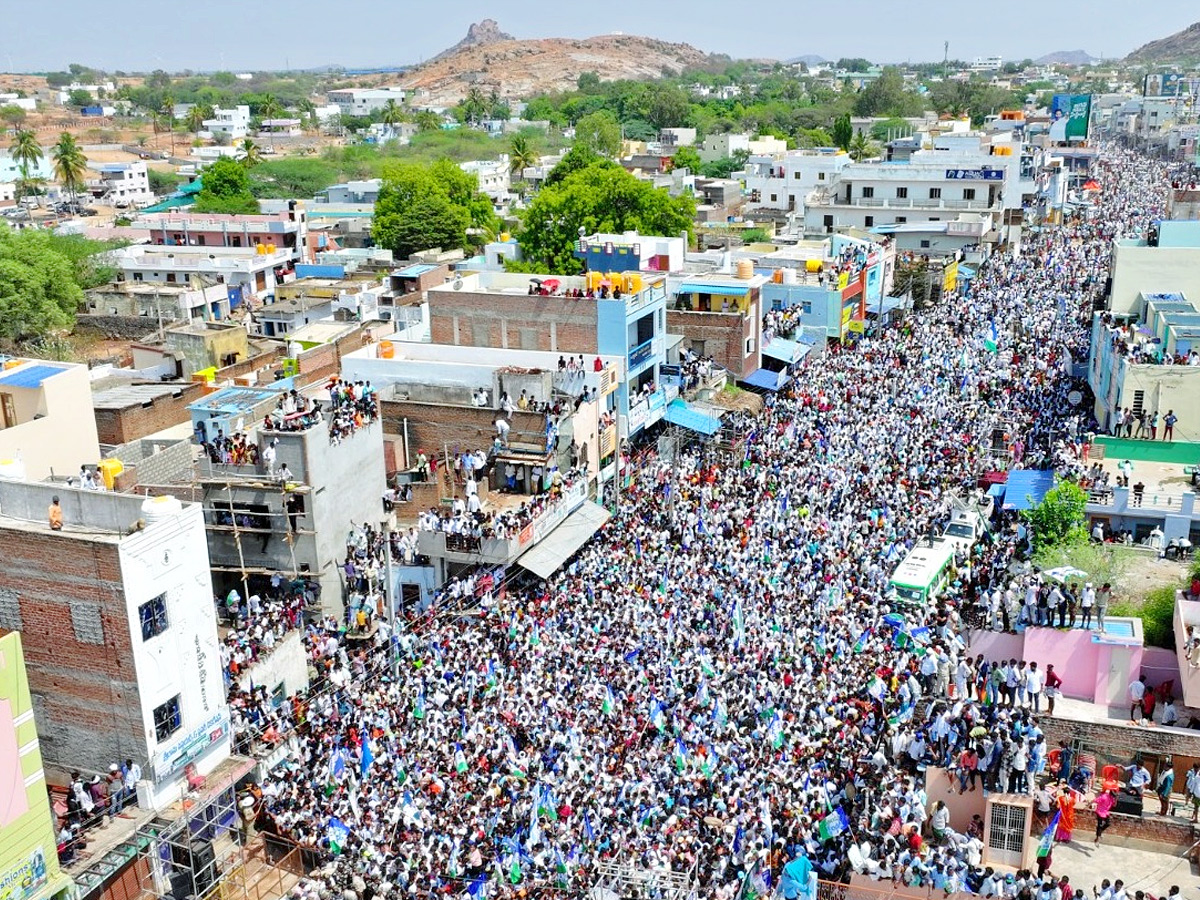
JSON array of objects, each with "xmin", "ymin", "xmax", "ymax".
[{"xmin": 135, "ymin": 203, "xmax": 310, "ymax": 263}]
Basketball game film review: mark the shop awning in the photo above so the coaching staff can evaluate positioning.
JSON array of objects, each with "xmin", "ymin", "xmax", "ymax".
[
  {"xmin": 1001, "ymin": 470, "xmax": 1056, "ymax": 510},
  {"xmin": 958, "ymin": 265, "xmax": 977, "ymax": 280},
  {"xmin": 517, "ymin": 501, "xmax": 612, "ymax": 580},
  {"xmin": 663, "ymin": 399, "xmax": 724, "ymax": 435},
  {"xmin": 741, "ymin": 368, "xmax": 791, "ymax": 392},
  {"xmin": 867, "ymin": 295, "xmax": 906, "ymax": 316},
  {"xmin": 762, "ymin": 338, "xmax": 811, "ymax": 364}
]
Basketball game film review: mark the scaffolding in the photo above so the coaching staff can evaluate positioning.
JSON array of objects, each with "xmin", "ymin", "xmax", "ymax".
[
  {"xmin": 131, "ymin": 786, "xmax": 306, "ymax": 900},
  {"xmin": 592, "ymin": 859, "xmax": 696, "ymax": 900}
]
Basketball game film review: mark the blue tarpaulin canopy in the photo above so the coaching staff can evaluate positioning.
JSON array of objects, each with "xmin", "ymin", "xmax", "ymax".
[
  {"xmin": 677, "ymin": 282, "xmax": 751, "ymax": 296},
  {"xmin": 1001, "ymin": 470, "xmax": 1056, "ymax": 510},
  {"xmin": 762, "ymin": 338, "xmax": 812, "ymax": 365},
  {"xmin": 742, "ymin": 368, "xmax": 791, "ymax": 391},
  {"xmin": 958, "ymin": 265, "xmax": 977, "ymax": 280},
  {"xmin": 663, "ymin": 399, "xmax": 723, "ymax": 436},
  {"xmin": 0, "ymin": 363, "xmax": 69, "ymax": 389},
  {"xmin": 868, "ymin": 295, "xmax": 906, "ymax": 316}
]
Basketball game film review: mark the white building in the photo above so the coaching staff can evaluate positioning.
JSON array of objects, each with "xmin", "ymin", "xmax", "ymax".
[
  {"xmin": 0, "ymin": 92, "xmax": 37, "ymax": 111},
  {"xmin": 55, "ymin": 81, "xmax": 115, "ymax": 104},
  {"xmin": 203, "ymin": 105, "xmax": 252, "ymax": 141},
  {"xmin": 111, "ymin": 244, "xmax": 293, "ymax": 300},
  {"xmin": 460, "ymin": 156, "xmax": 512, "ymax": 202},
  {"xmin": 327, "ymin": 87, "xmax": 407, "ymax": 117},
  {"xmin": 744, "ymin": 148, "xmax": 852, "ymax": 214},
  {"xmin": 87, "ymin": 160, "xmax": 154, "ymax": 207},
  {"xmin": 970, "ymin": 57, "xmax": 1004, "ymax": 72}
]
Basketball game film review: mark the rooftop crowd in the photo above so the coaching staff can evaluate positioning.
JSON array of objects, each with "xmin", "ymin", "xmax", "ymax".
[{"xmin": 243, "ymin": 146, "xmax": 1188, "ymax": 900}]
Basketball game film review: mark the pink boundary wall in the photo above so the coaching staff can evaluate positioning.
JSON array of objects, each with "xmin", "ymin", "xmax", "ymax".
[{"xmin": 966, "ymin": 626, "xmax": 1159, "ymax": 705}]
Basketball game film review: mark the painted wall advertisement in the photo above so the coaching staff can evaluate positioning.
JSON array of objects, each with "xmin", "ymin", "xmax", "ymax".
[{"xmin": 1049, "ymin": 94, "xmax": 1091, "ymax": 141}]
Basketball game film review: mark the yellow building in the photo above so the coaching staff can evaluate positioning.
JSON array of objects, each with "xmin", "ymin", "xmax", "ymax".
[{"xmin": 0, "ymin": 631, "xmax": 73, "ymax": 900}]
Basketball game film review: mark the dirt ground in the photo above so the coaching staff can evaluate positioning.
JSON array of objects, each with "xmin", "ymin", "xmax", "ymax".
[{"xmin": 1115, "ymin": 553, "xmax": 1190, "ymax": 603}]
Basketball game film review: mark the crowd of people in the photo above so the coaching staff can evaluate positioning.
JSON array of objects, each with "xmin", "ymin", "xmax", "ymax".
[{"xmin": 240, "ymin": 146, "xmax": 1189, "ymax": 900}]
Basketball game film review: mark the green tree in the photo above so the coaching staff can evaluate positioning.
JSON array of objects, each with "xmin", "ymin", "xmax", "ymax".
[
  {"xmin": 185, "ymin": 102, "xmax": 214, "ymax": 133},
  {"xmin": 853, "ymin": 67, "xmax": 922, "ymax": 117},
  {"xmin": 701, "ymin": 149, "xmax": 750, "ymax": 179},
  {"xmin": 646, "ymin": 85, "xmax": 690, "ymax": 129},
  {"xmin": 574, "ymin": 110, "xmax": 622, "ymax": 157},
  {"xmin": 193, "ymin": 156, "xmax": 259, "ymax": 214},
  {"xmin": 0, "ymin": 226, "xmax": 86, "ymax": 340},
  {"xmin": 238, "ymin": 138, "xmax": 263, "ymax": 168},
  {"xmin": 1024, "ymin": 482, "xmax": 1088, "ymax": 552},
  {"xmin": 160, "ymin": 94, "xmax": 177, "ymax": 155},
  {"xmin": 544, "ymin": 144, "xmax": 602, "ymax": 187},
  {"xmin": 870, "ymin": 116, "xmax": 911, "ymax": 141},
  {"xmin": 415, "ymin": 110, "xmax": 443, "ymax": 132},
  {"xmin": 460, "ymin": 88, "xmax": 488, "ymax": 126},
  {"xmin": 371, "ymin": 162, "xmax": 470, "ymax": 259},
  {"xmin": 848, "ymin": 132, "xmax": 880, "ymax": 161},
  {"xmin": 577, "ymin": 72, "xmax": 602, "ymax": 92},
  {"xmin": 508, "ymin": 134, "xmax": 539, "ymax": 177},
  {"xmin": 381, "ymin": 99, "xmax": 404, "ymax": 129},
  {"xmin": 9, "ymin": 129, "xmax": 43, "ymax": 199},
  {"xmin": 518, "ymin": 161, "xmax": 696, "ymax": 274},
  {"xmin": 669, "ymin": 146, "xmax": 703, "ymax": 173},
  {"xmin": 831, "ymin": 114, "xmax": 853, "ymax": 151},
  {"xmin": 147, "ymin": 167, "xmax": 180, "ymax": 196},
  {"xmin": 428, "ymin": 159, "xmax": 498, "ymax": 232},
  {"xmin": 51, "ymin": 132, "xmax": 88, "ymax": 204},
  {"xmin": 67, "ymin": 88, "xmax": 93, "ymax": 107},
  {"xmin": 0, "ymin": 105, "xmax": 27, "ymax": 129}
]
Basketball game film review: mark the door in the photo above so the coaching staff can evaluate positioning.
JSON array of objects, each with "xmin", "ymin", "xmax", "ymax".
[{"xmin": 986, "ymin": 800, "xmax": 1027, "ymax": 869}]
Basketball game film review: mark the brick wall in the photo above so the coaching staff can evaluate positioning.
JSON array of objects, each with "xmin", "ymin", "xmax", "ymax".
[
  {"xmin": 95, "ymin": 382, "xmax": 206, "ymax": 445},
  {"xmin": 1041, "ymin": 716, "xmax": 1200, "ymax": 767},
  {"xmin": 380, "ymin": 399, "xmax": 545, "ymax": 458},
  {"xmin": 0, "ymin": 531, "xmax": 146, "ymax": 772},
  {"xmin": 214, "ymin": 347, "xmax": 285, "ymax": 380},
  {"xmin": 112, "ymin": 439, "xmax": 194, "ymax": 490},
  {"xmin": 1070, "ymin": 807, "xmax": 1196, "ymax": 852},
  {"xmin": 428, "ymin": 290, "xmax": 599, "ymax": 353},
  {"xmin": 666, "ymin": 310, "xmax": 756, "ymax": 379}
]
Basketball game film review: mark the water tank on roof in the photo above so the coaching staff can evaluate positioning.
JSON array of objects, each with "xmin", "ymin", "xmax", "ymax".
[
  {"xmin": 141, "ymin": 494, "xmax": 182, "ymax": 522},
  {"xmin": 782, "ymin": 268, "xmax": 798, "ymax": 285},
  {"xmin": 736, "ymin": 259, "xmax": 754, "ymax": 280},
  {"xmin": 0, "ymin": 458, "xmax": 26, "ymax": 480},
  {"xmin": 805, "ymin": 259, "xmax": 823, "ymax": 273}
]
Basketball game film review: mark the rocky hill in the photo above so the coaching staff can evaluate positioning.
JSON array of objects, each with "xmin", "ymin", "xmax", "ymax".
[
  {"xmin": 401, "ymin": 23, "xmax": 714, "ymax": 106},
  {"xmin": 430, "ymin": 19, "xmax": 514, "ymax": 63},
  {"xmin": 1124, "ymin": 21, "xmax": 1200, "ymax": 64},
  {"xmin": 1034, "ymin": 50, "xmax": 1095, "ymax": 66}
]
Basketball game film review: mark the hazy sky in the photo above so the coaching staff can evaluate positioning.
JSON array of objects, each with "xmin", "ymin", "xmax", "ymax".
[{"xmin": 5, "ymin": 0, "xmax": 1198, "ymax": 72}]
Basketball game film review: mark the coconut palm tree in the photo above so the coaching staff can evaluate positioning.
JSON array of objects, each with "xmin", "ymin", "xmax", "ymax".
[
  {"xmin": 259, "ymin": 94, "xmax": 282, "ymax": 150},
  {"xmin": 297, "ymin": 98, "xmax": 317, "ymax": 133},
  {"xmin": 848, "ymin": 132, "xmax": 879, "ymax": 161},
  {"xmin": 186, "ymin": 102, "xmax": 214, "ymax": 134},
  {"xmin": 9, "ymin": 129, "xmax": 43, "ymax": 200},
  {"xmin": 415, "ymin": 110, "xmax": 442, "ymax": 133},
  {"xmin": 462, "ymin": 87, "xmax": 487, "ymax": 126},
  {"xmin": 238, "ymin": 138, "xmax": 263, "ymax": 168},
  {"xmin": 160, "ymin": 95, "xmax": 176, "ymax": 155},
  {"xmin": 508, "ymin": 134, "xmax": 538, "ymax": 177},
  {"xmin": 51, "ymin": 132, "xmax": 88, "ymax": 205},
  {"xmin": 381, "ymin": 98, "xmax": 403, "ymax": 131}
]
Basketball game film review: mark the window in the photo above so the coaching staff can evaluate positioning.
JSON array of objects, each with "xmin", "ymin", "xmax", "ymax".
[
  {"xmin": 861, "ymin": 187, "xmax": 874, "ymax": 198},
  {"xmin": 133, "ymin": 272, "xmax": 143, "ymax": 281},
  {"xmin": 769, "ymin": 194, "xmax": 777, "ymax": 203},
  {"xmin": 963, "ymin": 188, "xmax": 976, "ymax": 200},
  {"xmin": 745, "ymin": 337, "xmax": 756, "ymax": 354},
  {"xmin": 864, "ymin": 216, "xmax": 874, "ymax": 227},
  {"xmin": 153, "ymin": 695, "xmax": 182, "ymax": 742},
  {"xmin": 896, "ymin": 216, "xmax": 907, "ymax": 223},
  {"xmin": 919, "ymin": 240, "xmax": 931, "ymax": 249},
  {"xmin": 929, "ymin": 188, "xmax": 942, "ymax": 199},
  {"xmin": 818, "ymin": 172, "xmax": 826, "ymax": 181},
  {"xmin": 823, "ymin": 215, "xmax": 834, "ymax": 229},
  {"xmin": 896, "ymin": 187, "xmax": 908, "ymax": 198},
  {"xmin": 139, "ymin": 594, "xmax": 169, "ymax": 640},
  {"xmin": 794, "ymin": 171, "xmax": 803, "ymax": 179}
]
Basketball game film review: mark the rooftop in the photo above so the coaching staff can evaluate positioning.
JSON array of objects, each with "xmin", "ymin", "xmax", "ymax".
[
  {"xmin": 0, "ymin": 359, "xmax": 74, "ymax": 389},
  {"xmin": 0, "ymin": 480, "xmax": 185, "ymax": 539},
  {"xmin": 190, "ymin": 385, "xmax": 286, "ymax": 417},
  {"xmin": 91, "ymin": 382, "xmax": 192, "ymax": 411}
]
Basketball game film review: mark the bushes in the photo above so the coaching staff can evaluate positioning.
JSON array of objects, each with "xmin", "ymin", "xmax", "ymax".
[{"xmin": 1110, "ymin": 585, "xmax": 1177, "ymax": 649}]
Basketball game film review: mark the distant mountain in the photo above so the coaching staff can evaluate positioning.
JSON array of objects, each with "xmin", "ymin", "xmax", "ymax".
[
  {"xmin": 786, "ymin": 54, "xmax": 828, "ymax": 66},
  {"xmin": 401, "ymin": 26, "xmax": 714, "ymax": 106},
  {"xmin": 1124, "ymin": 21, "xmax": 1200, "ymax": 64},
  {"xmin": 1034, "ymin": 50, "xmax": 1095, "ymax": 66},
  {"xmin": 431, "ymin": 19, "xmax": 515, "ymax": 63}
]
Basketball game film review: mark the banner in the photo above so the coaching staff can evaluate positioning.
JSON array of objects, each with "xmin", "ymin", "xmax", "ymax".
[
  {"xmin": 943, "ymin": 261, "xmax": 959, "ymax": 292},
  {"xmin": 1049, "ymin": 95, "xmax": 1090, "ymax": 142}
]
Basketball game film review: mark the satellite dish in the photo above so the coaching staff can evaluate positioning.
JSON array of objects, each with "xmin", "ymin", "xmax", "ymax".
[
  {"xmin": 452, "ymin": 278, "xmax": 463, "ymax": 291},
  {"xmin": 1067, "ymin": 390, "xmax": 1082, "ymax": 406}
]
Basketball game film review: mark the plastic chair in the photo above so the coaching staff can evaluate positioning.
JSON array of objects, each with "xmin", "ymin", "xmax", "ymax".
[{"xmin": 1101, "ymin": 764, "xmax": 1121, "ymax": 784}]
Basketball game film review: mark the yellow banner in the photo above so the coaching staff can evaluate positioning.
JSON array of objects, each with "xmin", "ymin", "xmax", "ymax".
[
  {"xmin": 943, "ymin": 261, "xmax": 958, "ymax": 292},
  {"xmin": 847, "ymin": 319, "xmax": 865, "ymax": 334}
]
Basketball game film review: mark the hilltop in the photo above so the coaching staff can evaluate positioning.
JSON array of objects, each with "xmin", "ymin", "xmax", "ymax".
[
  {"xmin": 1034, "ymin": 50, "xmax": 1096, "ymax": 66},
  {"xmin": 1124, "ymin": 20, "xmax": 1200, "ymax": 64},
  {"xmin": 399, "ymin": 23, "xmax": 714, "ymax": 106}
]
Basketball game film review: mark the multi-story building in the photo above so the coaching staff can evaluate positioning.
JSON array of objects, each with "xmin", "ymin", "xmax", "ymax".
[
  {"xmin": 135, "ymin": 206, "xmax": 310, "ymax": 264},
  {"xmin": 575, "ymin": 231, "xmax": 686, "ymax": 274},
  {"xmin": 110, "ymin": 244, "xmax": 295, "ymax": 301},
  {"xmin": 202, "ymin": 105, "xmax": 251, "ymax": 141},
  {"xmin": 459, "ymin": 157, "xmax": 511, "ymax": 203},
  {"xmin": 427, "ymin": 270, "xmax": 671, "ymax": 439},
  {"xmin": 0, "ymin": 359, "xmax": 102, "ymax": 481},
  {"xmin": 744, "ymin": 148, "xmax": 852, "ymax": 214},
  {"xmin": 190, "ymin": 390, "xmax": 386, "ymax": 614},
  {"xmin": 326, "ymin": 87, "xmax": 407, "ymax": 117},
  {"xmin": 0, "ymin": 481, "xmax": 236, "ymax": 811},
  {"xmin": 666, "ymin": 269, "xmax": 767, "ymax": 379},
  {"xmin": 1108, "ymin": 220, "xmax": 1200, "ymax": 316},
  {"xmin": 85, "ymin": 282, "xmax": 233, "ymax": 323},
  {"xmin": 86, "ymin": 161, "xmax": 153, "ymax": 207},
  {"xmin": 0, "ymin": 630, "xmax": 75, "ymax": 900},
  {"xmin": 318, "ymin": 179, "xmax": 383, "ymax": 205}
]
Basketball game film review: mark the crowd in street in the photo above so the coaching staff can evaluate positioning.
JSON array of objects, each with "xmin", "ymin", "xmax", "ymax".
[{"xmin": 241, "ymin": 146, "xmax": 1188, "ymax": 900}]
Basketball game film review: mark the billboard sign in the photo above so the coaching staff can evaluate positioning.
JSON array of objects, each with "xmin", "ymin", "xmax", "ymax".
[
  {"xmin": 1049, "ymin": 94, "xmax": 1091, "ymax": 142},
  {"xmin": 1142, "ymin": 73, "xmax": 1195, "ymax": 98}
]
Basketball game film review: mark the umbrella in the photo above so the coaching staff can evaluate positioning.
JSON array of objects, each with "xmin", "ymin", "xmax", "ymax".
[
  {"xmin": 542, "ymin": 278, "xmax": 561, "ymax": 292},
  {"xmin": 1042, "ymin": 566, "xmax": 1088, "ymax": 585},
  {"xmin": 529, "ymin": 277, "xmax": 543, "ymax": 285}
]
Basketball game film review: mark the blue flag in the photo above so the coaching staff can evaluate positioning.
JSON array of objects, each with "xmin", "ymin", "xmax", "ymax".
[
  {"xmin": 582, "ymin": 809, "xmax": 596, "ymax": 843},
  {"xmin": 1037, "ymin": 810, "xmax": 1061, "ymax": 857},
  {"xmin": 360, "ymin": 727, "xmax": 374, "ymax": 777}
]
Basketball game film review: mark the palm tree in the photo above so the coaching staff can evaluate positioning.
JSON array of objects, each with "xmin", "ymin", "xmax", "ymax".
[
  {"xmin": 508, "ymin": 134, "xmax": 538, "ymax": 178},
  {"xmin": 238, "ymin": 138, "xmax": 262, "ymax": 168},
  {"xmin": 10, "ymin": 129, "xmax": 43, "ymax": 200},
  {"xmin": 415, "ymin": 110, "xmax": 442, "ymax": 133},
  {"xmin": 297, "ymin": 98, "xmax": 317, "ymax": 133},
  {"xmin": 186, "ymin": 102, "xmax": 214, "ymax": 134},
  {"xmin": 160, "ymin": 95, "xmax": 176, "ymax": 155},
  {"xmin": 259, "ymin": 94, "xmax": 282, "ymax": 150},
  {"xmin": 848, "ymin": 132, "xmax": 879, "ymax": 161},
  {"xmin": 51, "ymin": 132, "xmax": 88, "ymax": 204},
  {"xmin": 462, "ymin": 87, "xmax": 487, "ymax": 126},
  {"xmin": 380, "ymin": 98, "xmax": 403, "ymax": 131}
]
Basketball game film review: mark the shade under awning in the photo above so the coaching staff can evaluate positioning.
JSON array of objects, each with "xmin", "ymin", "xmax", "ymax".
[
  {"xmin": 1001, "ymin": 470, "xmax": 1056, "ymax": 510},
  {"xmin": 516, "ymin": 501, "xmax": 612, "ymax": 580}
]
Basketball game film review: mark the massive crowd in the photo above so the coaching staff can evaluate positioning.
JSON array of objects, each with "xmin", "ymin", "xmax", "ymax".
[{"xmin": 243, "ymin": 147, "xmax": 1188, "ymax": 900}]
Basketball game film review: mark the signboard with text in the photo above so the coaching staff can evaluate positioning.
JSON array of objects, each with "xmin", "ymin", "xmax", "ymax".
[
  {"xmin": 1049, "ymin": 94, "xmax": 1091, "ymax": 142},
  {"xmin": 945, "ymin": 168, "xmax": 1005, "ymax": 181}
]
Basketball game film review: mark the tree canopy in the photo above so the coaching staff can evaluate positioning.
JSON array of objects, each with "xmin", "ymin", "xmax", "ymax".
[
  {"xmin": 1025, "ymin": 482, "xmax": 1089, "ymax": 551},
  {"xmin": 573, "ymin": 111, "xmax": 622, "ymax": 158},
  {"xmin": 0, "ymin": 227, "xmax": 89, "ymax": 340},
  {"xmin": 193, "ymin": 157, "xmax": 260, "ymax": 214},
  {"xmin": 517, "ymin": 162, "xmax": 695, "ymax": 274},
  {"xmin": 371, "ymin": 161, "xmax": 496, "ymax": 260}
]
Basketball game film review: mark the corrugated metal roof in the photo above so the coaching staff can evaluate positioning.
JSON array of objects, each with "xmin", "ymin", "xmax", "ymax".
[
  {"xmin": 91, "ymin": 383, "xmax": 187, "ymax": 410},
  {"xmin": 663, "ymin": 399, "xmax": 723, "ymax": 435},
  {"xmin": 0, "ymin": 363, "xmax": 70, "ymax": 389}
]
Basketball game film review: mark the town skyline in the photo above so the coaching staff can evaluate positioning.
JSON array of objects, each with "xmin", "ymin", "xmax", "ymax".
[{"xmin": 5, "ymin": 0, "xmax": 1200, "ymax": 72}]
